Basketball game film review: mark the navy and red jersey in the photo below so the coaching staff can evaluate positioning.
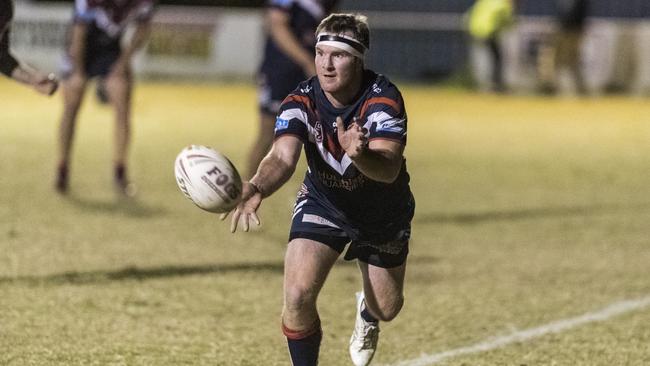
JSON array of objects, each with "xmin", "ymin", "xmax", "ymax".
[
  {"xmin": 260, "ymin": 0, "xmax": 337, "ymax": 73},
  {"xmin": 275, "ymin": 69, "xmax": 414, "ymax": 230},
  {"xmin": 0, "ymin": 0, "xmax": 18, "ymax": 77},
  {"xmin": 73, "ymin": 0, "xmax": 154, "ymax": 38}
]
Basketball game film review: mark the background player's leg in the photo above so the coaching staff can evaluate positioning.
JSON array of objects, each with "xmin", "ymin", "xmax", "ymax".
[
  {"xmin": 56, "ymin": 74, "xmax": 88, "ymax": 192},
  {"xmin": 106, "ymin": 68, "xmax": 133, "ymax": 192},
  {"xmin": 283, "ymin": 238, "xmax": 340, "ymax": 366},
  {"xmin": 246, "ymin": 111, "xmax": 276, "ymax": 178}
]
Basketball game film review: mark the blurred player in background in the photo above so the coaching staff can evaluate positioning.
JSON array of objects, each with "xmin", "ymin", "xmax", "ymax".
[
  {"xmin": 539, "ymin": 0, "xmax": 588, "ymax": 94},
  {"xmin": 0, "ymin": 0, "xmax": 58, "ymax": 95},
  {"xmin": 468, "ymin": 0, "xmax": 514, "ymax": 92},
  {"xmin": 246, "ymin": 0, "xmax": 338, "ymax": 178},
  {"xmin": 55, "ymin": 0, "xmax": 154, "ymax": 195},
  {"xmin": 225, "ymin": 13, "xmax": 415, "ymax": 366}
]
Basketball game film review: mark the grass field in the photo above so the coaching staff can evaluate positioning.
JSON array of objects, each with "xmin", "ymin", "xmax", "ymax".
[{"xmin": 1, "ymin": 79, "xmax": 650, "ymax": 365}]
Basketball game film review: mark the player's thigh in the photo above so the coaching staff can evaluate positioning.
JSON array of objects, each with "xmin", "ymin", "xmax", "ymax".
[{"xmin": 284, "ymin": 238, "xmax": 340, "ymax": 298}]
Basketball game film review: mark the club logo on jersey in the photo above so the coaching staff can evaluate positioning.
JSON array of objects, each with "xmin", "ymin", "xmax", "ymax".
[
  {"xmin": 314, "ymin": 121, "xmax": 323, "ymax": 143},
  {"xmin": 300, "ymin": 85, "xmax": 312, "ymax": 94},
  {"xmin": 377, "ymin": 118, "xmax": 406, "ymax": 134},
  {"xmin": 372, "ymin": 83, "xmax": 382, "ymax": 94},
  {"xmin": 275, "ymin": 117, "xmax": 289, "ymax": 132}
]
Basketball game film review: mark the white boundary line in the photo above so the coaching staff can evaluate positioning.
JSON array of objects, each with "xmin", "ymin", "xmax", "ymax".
[{"xmin": 386, "ymin": 296, "xmax": 650, "ymax": 366}]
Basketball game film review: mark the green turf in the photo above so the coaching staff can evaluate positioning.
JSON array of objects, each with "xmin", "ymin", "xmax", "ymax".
[{"xmin": 1, "ymin": 80, "xmax": 649, "ymax": 365}]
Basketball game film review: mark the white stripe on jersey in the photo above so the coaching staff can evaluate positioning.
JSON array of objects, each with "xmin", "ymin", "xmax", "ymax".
[
  {"xmin": 293, "ymin": 199, "xmax": 308, "ymax": 214},
  {"xmin": 279, "ymin": 107, "xmax": 308, "ymax": 126},
  {"xmin": 296, "ymin": 0, "xmax": 325, "ymax": 20},
  {"xmin": 367, "ymin": 111, "xmax": 407, "ymax": 136},
  {"xmin": 316, "ymin": 145, "xmax": 354, "ymax": 175}
]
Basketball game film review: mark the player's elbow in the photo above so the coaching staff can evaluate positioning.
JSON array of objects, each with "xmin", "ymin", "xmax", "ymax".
[
  {"xmin": 378, "ymin": 160, "xmax": 403, "ymax": 184},
  {"xmin": 370, "ymin": 166, "xmax": 400, "ymax": 184}
]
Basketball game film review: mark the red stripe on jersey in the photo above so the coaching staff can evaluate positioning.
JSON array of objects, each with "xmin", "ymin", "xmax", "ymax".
[
  {"xmin": 282, "ymin": 94, "xmax": 315, "ymax": 117},
  {"xmin": 359, "ymin": 96, "xmax": 401, "ymax": 121},
  {"xmin": 326, "ymin": 132, "xmax": 345, "ymax": 161}
]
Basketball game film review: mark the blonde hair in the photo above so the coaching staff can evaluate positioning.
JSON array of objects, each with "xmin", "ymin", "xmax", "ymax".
[{"xmin": 316, "ymin": 13, "xmax": 370, "ymax": 50}]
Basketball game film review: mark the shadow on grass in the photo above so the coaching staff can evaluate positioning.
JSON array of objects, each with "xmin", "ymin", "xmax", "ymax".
[
  {"xmin": 0, "ymin": 262, "xmax": 284, "ymax": 286},
  {"xmin": 63, "ymin": 193, "xmax": 167, "ymax": 218},
  {"xmin": 414, "ymin": 203, "xmax": 650, "ymax": 225},
  {"xmin": 0, "ymin": 256, "xmax": 438, "ymax": 287}
]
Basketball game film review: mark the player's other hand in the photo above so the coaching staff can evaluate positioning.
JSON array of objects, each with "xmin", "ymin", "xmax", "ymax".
[
  {"xmin": 220, "ymin": 181, "xmax": 262, "ymax": 233},
  {"xmin": 335, "ymin": 116, "xmax": 368, "ymax": 159},
  {"xmin": 33, "ymin": 73, "xmax": 59, "ymax": 96}
]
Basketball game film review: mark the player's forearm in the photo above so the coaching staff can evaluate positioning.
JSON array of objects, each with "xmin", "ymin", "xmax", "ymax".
[
  {"xmin": 249, "ymin": 152, "xmax": 296, "ymax": 198},
  {"xmin": 269, "ymin": 13, "xmax": 313, "ymax": 70},
  {"xmin": 351, "ymin": 148, "xmax": 403, "ymax": 184},
  {"xmin": 10, "ymin": 63, "xmax": 37, "ymax": 85}
]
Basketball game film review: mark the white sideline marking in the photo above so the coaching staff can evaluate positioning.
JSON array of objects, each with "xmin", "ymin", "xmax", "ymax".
[{"xmin": 387, "ymin": 296, "xmax": 650, "ymax": 366}]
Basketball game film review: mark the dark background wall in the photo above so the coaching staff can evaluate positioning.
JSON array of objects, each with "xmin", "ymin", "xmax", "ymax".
[
  {"xmin": 33, "ymin": 0, "xmax": 648, "ymax": 80},
  {"xmin": 338, "ymin": 0, "xmax": 649, "ymax": 80},
  {"xmin": 31, "ymin": 0, "xmax": 650, "ymax": 15},
  {"xmin": 339, "ymin": 0, "xmax": 649, "ymax": 18}
]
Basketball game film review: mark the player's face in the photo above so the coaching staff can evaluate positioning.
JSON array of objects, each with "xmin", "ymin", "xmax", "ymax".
[{"xmin": 315, "ymin": 44, "xmax": 362, "ymax": 96}]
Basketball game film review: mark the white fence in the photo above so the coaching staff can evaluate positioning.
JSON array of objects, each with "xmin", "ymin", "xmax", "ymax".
[{"xmin": 12, "ymin": 2, "xmax": 264, "ymax": 79}]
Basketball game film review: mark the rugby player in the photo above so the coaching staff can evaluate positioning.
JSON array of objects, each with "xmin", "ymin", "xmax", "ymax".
[
  {"xmin": 224, "ymin": 13, "xmax": 415, "ymax": 366},
  {"xmin": 246, "ymin": 0, "xmax": 338, "ymax": 178},
  {"xmin": 0, "ymin": 0, "xmax": 58, "ymax": 95},
  {"xmin": 55, "ymin": 0, "xmax": 154, "ymax": 195}
]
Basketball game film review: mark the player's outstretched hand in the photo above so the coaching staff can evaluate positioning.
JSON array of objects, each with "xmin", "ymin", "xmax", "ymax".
[
  {"xmin": 220, "ymin": 181, "xmax": 262, "ymax": 233},
  {"xmin": 34, "ymin": 73, "xmax": 59, "ymax": 96},
  {"xmin": 335, "ymin": 116, "xmax": 367, "ymax": 158}
]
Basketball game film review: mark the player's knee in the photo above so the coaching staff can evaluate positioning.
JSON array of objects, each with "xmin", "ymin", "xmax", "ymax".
[
  {"xmin": 284, "ymin": 285, "xmax": 317, "ymax": 314},
  {"xmin": 372, "ymin": 295, "xmax": 403, "ymax": 322},
  {"xmin": 66, "ymin": 78, "xmax": 86, "ymax": 94}
]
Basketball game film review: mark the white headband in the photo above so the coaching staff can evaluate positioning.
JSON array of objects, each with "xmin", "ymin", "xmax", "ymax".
[{"xmin": 316, "ymin": 33, "xmax": 367, "ymax": 59}]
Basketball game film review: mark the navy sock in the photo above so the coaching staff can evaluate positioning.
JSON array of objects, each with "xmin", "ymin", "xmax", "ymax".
[
  {"xmin": 283, "ymin": 321, "xmax": 322, "ymax": 366},
  {"xmin": 361, "ymin": 307, "xmax": 378, "ymax": 323},
  {"xmin": 115, "ymin": 164, "xmax": 126, "ymax": 181}
]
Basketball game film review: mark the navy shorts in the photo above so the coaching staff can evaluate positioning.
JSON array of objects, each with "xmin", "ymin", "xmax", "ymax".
[
  {"xmin": 61, "ymin": 24, "xmax": 120, "ymax": 79},
  {"xmin": 288, "ymin": 187, "xmax": 413, "ymax": 268},
  {"xmin": 257, "ymin": 65, "xmax": 307, "ymax": 116}
]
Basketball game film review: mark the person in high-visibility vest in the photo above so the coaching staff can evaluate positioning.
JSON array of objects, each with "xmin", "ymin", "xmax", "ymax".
[{"xmin": 468, "ymin": 0, "xmax": 514, "ymax": 92}]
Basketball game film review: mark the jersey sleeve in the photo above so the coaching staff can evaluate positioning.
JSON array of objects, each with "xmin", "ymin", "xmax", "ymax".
[
  {"xmin": 274, "ymin": 92, "xmax": 311, "ymax": 142},
  {"xmin": 362, "ymin": 85, "xmax": 407, "ymax": 145},
  {"xmin": 133, "ymin": 0, "xmax": 155, "ymax": 23},
  {"xmin": 267, "ymin": 0, "xmax": 294, "ymax": 12},
  {"xmin": 74, "ymin": 0, "xmax": 96, "ymax": 23}
]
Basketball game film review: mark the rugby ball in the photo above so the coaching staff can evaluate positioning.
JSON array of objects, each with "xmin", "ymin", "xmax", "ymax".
[{"xmin": 174, "ymin": 145, "xmax": 243, "ymax": 213}]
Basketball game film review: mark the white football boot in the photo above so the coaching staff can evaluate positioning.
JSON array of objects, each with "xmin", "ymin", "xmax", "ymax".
[{"xmin": 349, "ymin": 292, "xmax": 380, "ymax": 366}]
